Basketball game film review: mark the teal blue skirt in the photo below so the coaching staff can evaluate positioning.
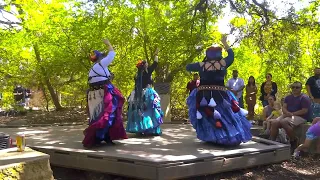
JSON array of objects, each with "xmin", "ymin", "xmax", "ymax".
[{"xmin": 126, "ymin": 87, "xmax": 163, "ymax": 135}]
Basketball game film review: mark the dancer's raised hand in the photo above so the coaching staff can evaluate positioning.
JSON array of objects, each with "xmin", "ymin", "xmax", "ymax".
[
  {"xmin": 154, "ymin": 47, "xmax": 159, "ymax": 62},
  {"xmin": 103, "ymin": 39, "xmax": 110, "ymax": 45},
  {"xmin": 221, "ymin": 34, "xmax": 228, "ymax": 44},
  {"xmin": 154, "ymin": 47, "xmax": 159, "ymax": 56},
  {"xmin": 103, "ymin": 39, "xmax": 114, "ymax": 51},
  {"xmin": 221, "ymin": 34, "xmax": 230, "ymax": 50}
]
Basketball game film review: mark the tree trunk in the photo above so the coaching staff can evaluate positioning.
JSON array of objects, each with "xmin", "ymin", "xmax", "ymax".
[
  {"xmin": 34, "ymin": 44, "xmax": 63, "ymax": 110},
  {"xmin": 40, "ymin": 82, "xmax": 49, "ymax": 111}
]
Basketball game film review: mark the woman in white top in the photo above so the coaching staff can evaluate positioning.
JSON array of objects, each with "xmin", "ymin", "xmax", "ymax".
[{"xmin": 82, "ymin": 39, "xmax": 127, "ymax": 148}]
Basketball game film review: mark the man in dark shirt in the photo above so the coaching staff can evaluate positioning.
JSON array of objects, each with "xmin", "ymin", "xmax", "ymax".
[
  {"xmin": 306, "ymin": 67, "xmax": 320, "ymax": 119},
  {"xmin": 186, "ymin": 73, "xmax": 200, "ymax": 94},
  {"xmin": 13, "ymin": 85, "xmax": 26, "ymax": 105}
]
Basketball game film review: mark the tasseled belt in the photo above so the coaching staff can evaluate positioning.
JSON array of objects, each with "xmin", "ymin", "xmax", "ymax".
[
  {"xmin": 197, "ymin": 85, "xmax": 227, "ymax": 91},
  {"xmin": 89, "ymin": 80, "xmax": 110, "ymax": 91},
  {"xmin": 195, "ymin": 85, "xmax": 246, "ymax": 124}
]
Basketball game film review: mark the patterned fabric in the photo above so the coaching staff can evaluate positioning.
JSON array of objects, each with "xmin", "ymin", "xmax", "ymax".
[
  {"xmin": 306, "ymin": 121, "xmax": 320, "ymax": 140},
  {"xmin": 82, "ymin": 83, "xmax": 127, "ymax": 147},
  {"xmin": 187, "ymin": 88, "xmax": 252, "ymax": 146},
  {"xmin": 126, "ymin": 87, "xmax": 163, "ymax": 135}
]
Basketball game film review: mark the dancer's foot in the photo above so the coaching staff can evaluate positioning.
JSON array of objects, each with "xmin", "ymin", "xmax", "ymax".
[
  {"xmin": 105, "ymin": 140, "xmax": 116, "ymax": 145},
  {"xmin": 108, "ymin": 141, "xmax": 116, "ymax": 145}
]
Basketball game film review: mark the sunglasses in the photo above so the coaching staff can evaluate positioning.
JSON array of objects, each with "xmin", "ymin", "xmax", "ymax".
[{"xmin": 291, "ymin": 86, "xmax": 301, "ymax": 89}]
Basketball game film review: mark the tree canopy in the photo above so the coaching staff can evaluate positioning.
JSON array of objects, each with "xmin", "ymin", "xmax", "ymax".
[{"xmin": 0, "ymin": 0, "xmax": 319, "ymax": 117}]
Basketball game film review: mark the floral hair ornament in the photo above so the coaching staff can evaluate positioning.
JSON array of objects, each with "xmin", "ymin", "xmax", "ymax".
[
  {"xmin": 90, "ymin": 50, "xmax": 105, "ymax": 62},
  {"xmin": 136, "ymin": 60, "xmax": 146, "ymax": 69}
]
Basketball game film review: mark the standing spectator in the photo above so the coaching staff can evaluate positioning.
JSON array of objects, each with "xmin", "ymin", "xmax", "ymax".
[
  {"xmin": 13, "ymin": 85, "xmax": 26, "ymax": 106},
  {"xmin": 270, "ymin": 82, "xmax": 311, "ymax": 153},
  {"xmin": 260, "ymin": 73, "xmax": 277, "ymax": 107},
  {"xmin": 25, "ymin": 89, "xmax": 32, "ymax": 107},
  {"xmin": 227, "ymin": 70, "xmax": 245, "ymax": 108},
  {"xmin": 245, "ymin": 76, "xmax": 257, "ymax": 120},
  {"xmin": 306, "ymin": 67, "xmax": 320, "ymax": 119},
  {"xmin": 186, "ymin": 73, "xmax": 200, "ymax": 94}
]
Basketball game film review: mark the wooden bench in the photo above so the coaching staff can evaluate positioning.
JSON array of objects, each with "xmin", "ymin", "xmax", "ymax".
[{"xmin": 294, "ymin": 123, "xmax": 320, "ymax": 153}]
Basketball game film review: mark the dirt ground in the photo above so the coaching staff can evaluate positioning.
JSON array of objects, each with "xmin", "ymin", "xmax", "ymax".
[
  {"xmin": 52, "ymin": 154, "xmax": 319, "ymax": 180},
  {"xmin": 0, "ymin": 108, "xmax": 87, "ymax": 125}
]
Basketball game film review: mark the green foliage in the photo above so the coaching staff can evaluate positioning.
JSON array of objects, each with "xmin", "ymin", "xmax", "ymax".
[{"xmin": 0, "ymin": 0, "xmax": 319, "ymax": 117}]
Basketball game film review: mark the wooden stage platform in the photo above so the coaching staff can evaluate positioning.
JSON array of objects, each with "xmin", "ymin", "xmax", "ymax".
[{"xmin": 1, "ymin": 124, "xmax": 290, "ymax": 180}]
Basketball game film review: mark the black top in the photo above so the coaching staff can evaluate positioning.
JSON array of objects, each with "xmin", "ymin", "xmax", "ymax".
[
  {"xmin": 13, "ymin": 86, "xmax": 25, "ymax": 101},
  {"xmin": 306, "ymin": 75, "xmax": 320, "ymax": 98},
  {"xmin": 139, "ymin": 61, "xmax": 158, "ymax": 89},
  {"xmin": 186, "ymin": 49, "xmax": 234, "ymax": 86},
  {"xmin": 259, "ymin": 81, "xmax": 278, "ymax": 101}
]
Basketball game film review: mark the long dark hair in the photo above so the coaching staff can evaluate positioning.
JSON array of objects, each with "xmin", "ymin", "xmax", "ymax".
[
  {"xmin": 134, "ymin": 61, "xmax": 146, "ymax": 108},
  {"xmin": 247, "ymin": 76, "xmax": 256, "ymax": 86}
]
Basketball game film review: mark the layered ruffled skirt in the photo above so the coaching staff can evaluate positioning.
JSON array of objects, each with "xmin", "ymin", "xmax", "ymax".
[
  {"xmin": 82, "ymin": 83, "xmax": 127, "ymax": 147},
  {"xmin": 187, "ymin": 85, "xmax": 252, "ymax": 146},
  {"xmin": 126, "ymin": 87, "xmax": 163, "ymax": 135}
]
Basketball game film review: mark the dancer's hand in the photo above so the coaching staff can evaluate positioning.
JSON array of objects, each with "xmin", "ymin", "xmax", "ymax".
[
  {"xmin": 221, "ymin": 34, "xmax": 230, "ymax": 50},
  {"xmin": 154, "ymin": 47, "xmax": 159, "ymax": 55},
  {"xmin": 221, "ymin": 34, "xmax": 227, "ymax": 44},
  {"xmin": 103, "ymin": 39, "xmax": 114, "ymax": 51},
  {"xmin": 154, "ymin": 47, "xmax": 159, "ymax": 62},
  {"xmin": 103, "ymin": 39, "xmax": 111, "ymax": 45}
]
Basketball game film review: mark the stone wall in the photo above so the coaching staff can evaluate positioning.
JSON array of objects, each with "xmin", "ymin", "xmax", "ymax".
[{"xmin": 0, "ymin": 147, "xmax": 54, "ymax": 180}]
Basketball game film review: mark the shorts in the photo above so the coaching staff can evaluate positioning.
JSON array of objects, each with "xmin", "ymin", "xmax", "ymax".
[
  {"xmin": 306, "ymin": 131, "xmax": 319, "ymax": 140},
  {"xmin": 281, "ymin": 116, "xmax": 306, "ymax": 127},
  {"xmin": 306, "ymin": 122, "xmax": 320, "ymax": 140}
]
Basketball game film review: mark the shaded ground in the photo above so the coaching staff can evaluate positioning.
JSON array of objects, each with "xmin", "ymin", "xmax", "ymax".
[
  {"xmin": 52, "ymin": 155, "xmax": 320, "ymax": 180},
  {"xmin": 0, "ymin": 108, "xmax": 87, "ymax": 125}
]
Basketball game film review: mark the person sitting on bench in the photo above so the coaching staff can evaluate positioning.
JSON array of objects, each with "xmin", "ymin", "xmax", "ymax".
[{"xmin": 270, "ymin": 82, "xmax": 311, "ymax": 153}]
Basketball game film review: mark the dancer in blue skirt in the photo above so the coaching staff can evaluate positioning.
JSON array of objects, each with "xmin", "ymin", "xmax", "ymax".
[
  {"xmin": 126, "ymin": 48, "xmax": 164, "ymax": 135},
  {"xmin": 186, "ymin": 35, "xmax": 252, "ymax": 146}
]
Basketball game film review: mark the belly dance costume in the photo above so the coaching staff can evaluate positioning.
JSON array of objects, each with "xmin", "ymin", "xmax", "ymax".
[
  {"xmin": 186, "ymin": 47, "xmax": 252, "ymax": 146},
  {"xmin": 82, "ymin": 50, "xmax": 127, "ymax": 147},
  {"xmin": 126, "ymin": 60, "xmax": 164, "ymax": 135}
]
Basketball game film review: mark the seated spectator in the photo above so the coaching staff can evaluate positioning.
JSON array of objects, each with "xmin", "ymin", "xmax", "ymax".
[
  {"xmin": 262, "ymin": 95, "xmax": 276, "ymax": 131},
  {"xmin": 293, "ymin": 117, "xmax": 320, "ymax": 158},
  {"xmin": 270, "ymin": 82, "xmax": 311, "ymax": 152},
  {"xmin": 293, "ymin": 117, "xmax": 320, "ymax": 157},
  {"xmin": 264, "ymin": 101, "xmax": 282, "ymax": 134}
]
